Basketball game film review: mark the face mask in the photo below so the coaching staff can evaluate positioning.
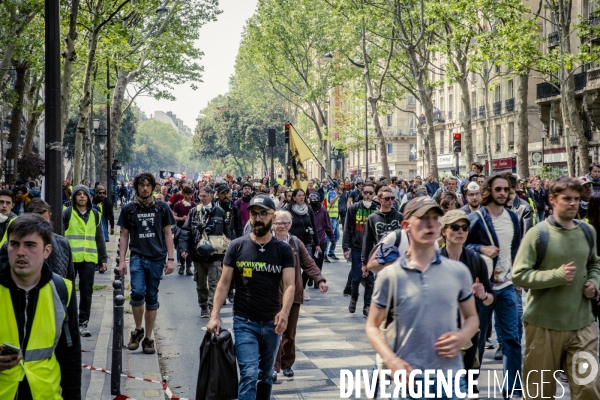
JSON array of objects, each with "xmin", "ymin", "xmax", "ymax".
[
  {"xmin": 310, "ymin": 201, "xmax": 321, "ymax": 211},
  {"xmin": 362, "ymin": 201, "xmax": 372, "ymax": 208}
]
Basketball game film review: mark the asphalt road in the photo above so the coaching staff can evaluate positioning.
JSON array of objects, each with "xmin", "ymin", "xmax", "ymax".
[{"xmin": 154, "ymin": 251, "xmax": 574, "ymax": 399}]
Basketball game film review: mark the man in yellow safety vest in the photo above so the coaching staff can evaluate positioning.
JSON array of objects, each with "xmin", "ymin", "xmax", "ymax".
[
  {"xmin": 0, "ymin": 213, "xmax": 81, "ymax": 399},
  {"xmin": 0, "ymin": 189, "xmax": 17, "ymax": 246},
  {"xmin": 63, "ymin": 185, "xmax": 108, "ymax": 337}
]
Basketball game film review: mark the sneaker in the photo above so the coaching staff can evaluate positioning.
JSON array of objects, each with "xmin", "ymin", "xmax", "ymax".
[
  {"xmin": 283, "ymin": 369, "xmax": 294, "ymax": 377},
  {"xmin": 178, "ymin": 265, "xmax": 184, "ymax": 275},
  {"xmin": 79, "ymin": 321, "xmax": 91, "ymax": 337},
  {"xmin": 494, "ymin": 344, "xmax": 503, "ymax": 361},
  {"xmin": 363, "ymin": 306, "xmax": 370, "ymax": 318},
  {"xmin": 485, "ymin": 339, "xmax": 495, "ymax": 349},
  {"xmin": 201, "ymin": 307, "xmax": 209, "ymax": 318},
  {"xmin": 329, "ymin": 254, "xmax": 339, "ymax": 260},
  {"xmin": 127, "ymin": 328, "xmax": 145, "ymax": 350},
  {"xmin": 303, "ymin": 292, "xmax": 310, "ymax": 301},
  {"xmin": 323, "ymin": 256, "xmax": 330, "ymax": 263},
  {"xmin": 273, "ymin": 372, "xmax": 277, "ymax": 382},
  {"xmin": 142, "ymin": 337, "xmax": 155, "ymax": 354},
  {"xmin": 343, "ymin": 287, "xmax": 351, "ymax": 296},
  {"xmin": 186, "ymin": 267, "xmax": 193, "ymax": 276},
  {"xmin": 349, "ymin": 298, "xmax": 357, "ymax": 313}
]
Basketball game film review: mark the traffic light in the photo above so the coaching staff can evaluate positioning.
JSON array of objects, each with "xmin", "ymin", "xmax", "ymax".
[
  {"xmin": 285, "ymin": 124, "xmax": 290, "ymax": 145},
  {"xmin": 453, "ymin": 133, "xmax": 462, "ymax": 153}
]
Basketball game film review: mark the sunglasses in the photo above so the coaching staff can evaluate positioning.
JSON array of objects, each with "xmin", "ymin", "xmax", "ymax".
[
  {"xmin": 380, "ymin": 196, "xmax": 395, "ymax": 201},
  {"xmin": 449, "ymin": 224, "xmax": 470, "ymax": 232},
  {"xmin": 493, "ymin": 187, "xmax": 510, "ymax": 193},
  {"xmin": 362, "ymin": 191, "xmax": 374, "ymax": 195}
]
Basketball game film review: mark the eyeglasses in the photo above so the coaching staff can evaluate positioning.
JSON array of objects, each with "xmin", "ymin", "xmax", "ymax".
[
  {"xmin": 362, "ymin": 191, "xmax": 374, "ymax": 195},
  {"xmin": 493, "ymin": 187, "xmax": 510, "ymax": 193},
  {"xmin": 250, "ymin": 210, "xmax": 274, "ymax": 219},
  {"xmin": 274, "ymin": 222, "xmax": 290, "ymax": 226},
  {"xmin": 380, "ymin": 196, "xmax": 395, "ymax": 201},
  {"xmin": 449, "ymin": 224, "xmax": 470, "ymax": 232},
  {"xmin": 97, "ymin": 192, "xmax": 105, "ymax": 195}
]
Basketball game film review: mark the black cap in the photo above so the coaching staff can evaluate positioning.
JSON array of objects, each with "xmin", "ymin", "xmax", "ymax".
[
  {"xmin": 217, "ymin": 185, "xmax": 230, "ymax": 194},
  {"xmin": 249, "ymin": 194, "xmax": 276, "ymax": 210}
]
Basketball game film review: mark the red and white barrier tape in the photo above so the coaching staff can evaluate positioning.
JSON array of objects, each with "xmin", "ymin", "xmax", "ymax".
[{"xmin": 82, "ymin": 363, "xmax": 192, "ymax": 400}]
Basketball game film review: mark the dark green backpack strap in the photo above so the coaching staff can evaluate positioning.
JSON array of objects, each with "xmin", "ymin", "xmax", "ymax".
[{"xmin": 534, "ymin": 221, "xmax": 549, "ymax": 270}]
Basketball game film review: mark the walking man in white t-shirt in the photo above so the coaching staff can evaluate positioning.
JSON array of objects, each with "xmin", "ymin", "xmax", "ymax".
[{"xmin": 465, "ymin": 172, "xmax": 523, "ymax": 399}]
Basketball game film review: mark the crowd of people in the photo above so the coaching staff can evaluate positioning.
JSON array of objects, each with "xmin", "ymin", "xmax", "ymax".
[{"xmin": 2, "ymin": 163, "xmax": 600, "ymax": 399}]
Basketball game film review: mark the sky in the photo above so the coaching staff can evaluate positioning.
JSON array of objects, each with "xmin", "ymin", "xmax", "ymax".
[{"xmin": 134, "ymin": 0, "xmax": 258, "ymax": 130}]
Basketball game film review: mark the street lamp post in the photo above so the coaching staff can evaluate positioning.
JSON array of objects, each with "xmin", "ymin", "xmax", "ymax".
[
  {"xmin": 45, "ymin": 0, "xmax": 63, "ymax": 233},
  {"xmin": 106, "ymin": 61, "xmax": 114, "ymax": 204}
]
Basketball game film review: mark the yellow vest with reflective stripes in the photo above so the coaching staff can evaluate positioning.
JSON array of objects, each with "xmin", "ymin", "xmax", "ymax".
[
  {"xmin": 0, "ymin": 216, "xmax": 16, "ymax": 247},
  {"xmin": 0, "ymin": 278, "xmax": 72, "ymax": 400},
  {"xmin": 325, "ymin": 191, "xmax": 339, "ymax": 218},
  {"xmin": 64, "ymin": 208, "xmax": 99, "ymax": 263}
]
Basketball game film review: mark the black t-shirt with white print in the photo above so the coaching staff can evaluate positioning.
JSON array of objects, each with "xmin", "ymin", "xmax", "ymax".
[
  {"xmin": 223, "ymin": 234, "xmax": 294, "ymax": 321},
  {"xmin": 117, "ymin": 201, "xmax": 175, "ymax": 262}
]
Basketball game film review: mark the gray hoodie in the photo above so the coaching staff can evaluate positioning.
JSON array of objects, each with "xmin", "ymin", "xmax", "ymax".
[{"xmin": 62, "ymin": 184, "xmax": 108, "ymax": 264}]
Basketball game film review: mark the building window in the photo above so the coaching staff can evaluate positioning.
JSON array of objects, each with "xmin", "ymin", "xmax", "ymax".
[
  {"xmin": 508, "ymin": 79, "xmax": 514, "ymax": 98},
  {"xmin": 494, "ymin": 86, "xmax": 501, "ymax": 103},
  {"xmin": 508, "ymin": 122, "xmax": 515, "ymax": 148},
  {"xmin": 387, "ymin": 114, "xmax": 392, "ymax": 127},
  {"xmin": 409, "ymin": 144, "xmax": 417, "ymax": 161},
  {"xmin": 440, "ymin": 131, "xmax": 445, "ymax": 153},
  {"xmin": 387, "ymin": 144, "xmax": 393, "ymax": 154},
  {"xmin": 495, "ymin": 125, "xmax": 501, "ymax": 152}
]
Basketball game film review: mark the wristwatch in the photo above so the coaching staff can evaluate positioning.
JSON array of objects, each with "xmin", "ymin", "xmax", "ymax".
[{"xmin": 167, "ymin": 258, "xmax": 175, "ymax": 261}]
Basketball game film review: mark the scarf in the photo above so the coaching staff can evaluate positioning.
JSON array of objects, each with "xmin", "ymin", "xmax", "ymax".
[
  {"xmin": 362, "ymin": 200, "xmax": 373, "ymax": 209},
  {"xmin": 16, "ymin": 194, "xmax": 30, "ymax": 206},
  {"xmin": 292, "ymin": 203, "xmax": 308, "ymax": 215},
  {"xmin": 134, "ymin": 195, "xmax": 156, "ymax": 209},
  {"xmin": 182, "ymin": 200, "xmax": 191, "ymax": 207}
]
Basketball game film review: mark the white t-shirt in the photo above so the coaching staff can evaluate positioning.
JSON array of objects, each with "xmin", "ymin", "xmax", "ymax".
[{"xmin": 491, "ymin": 209, "xmax": 514, "ymax": 290}]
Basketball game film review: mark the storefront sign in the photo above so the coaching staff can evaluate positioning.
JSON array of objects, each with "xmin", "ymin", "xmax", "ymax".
[
  {"xmin": 492, "ymin": 158, "xmax": 515, "ymax": 169},
  {"xmin": 438, "ymin": 154, "xmax": 463, "ymax": 168}
]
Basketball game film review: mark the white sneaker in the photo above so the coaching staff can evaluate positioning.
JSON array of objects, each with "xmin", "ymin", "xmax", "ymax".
[{"xmin": 303, "ymin": 292, "xmax": 310, "ymax": 301}]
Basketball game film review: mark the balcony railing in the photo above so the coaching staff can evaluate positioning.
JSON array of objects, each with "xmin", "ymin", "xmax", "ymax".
[
  {"xmin": 479, "ymin": 106, "xmax": 486, "ymax": 118},
  {"xmin": 590, "ymin": 15, "xmax": 600, "ymax": 27},
  {"xmin": 493, "ymin": 101, "xmax": 502, "ymax": 116},
  {"xmin": 575, "ymin": 71, "xmax": 587, "ymax": 92},
  {"xmin": 548, "ymin": 31, "xmax": 559, "ymax": 47},
  {"xmin": 549, "ymin": 136, "xmax": 560, "ymax": 144},
  {"xmin": 505, "ymin": 98, "xmax": 515, "ymax": 112},
  {"xmin": 536, "ymin": 82, "xmax": 560, "ymax": 99},
  {"xmin": 471, "ymin": 108, "xmax": 477, "ymax": 119},
  {"xmin": 433, "ymin": 111, "xmax": 445, "ymax": 123},
  {"xmin": 382, "ymin": 127, "xmax": 418, "ymax": 136}
]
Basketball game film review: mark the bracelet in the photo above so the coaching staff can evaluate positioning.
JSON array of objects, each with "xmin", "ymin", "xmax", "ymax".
[
  {"xmin": 483, "ymin": 293, "xmax": 488, "ymax": 301},
  {"xmin": 167, "ymin": 258, "xmax": 175, "ymax": 261}
]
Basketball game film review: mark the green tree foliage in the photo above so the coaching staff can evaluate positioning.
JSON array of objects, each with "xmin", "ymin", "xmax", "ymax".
[{"xmin": 115, "ymin": 106, "xmax": 137, "ymax": 165}]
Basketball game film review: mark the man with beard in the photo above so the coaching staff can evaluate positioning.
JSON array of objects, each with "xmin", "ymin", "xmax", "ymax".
[
  {"xmin": 207, "ymin": 195, "xmax": 295, "ymax": 400},
  {"xmin": 180, "ymin": 187, "xmax": 231, "ymax": 317},
  {"xmin": 577, "ymin": 177, "xmax": 593, "ymax": 219},
  {"xmin": 461, "ymin": 182, "xmax": 482, "ymax": 215},
  {"xmin": 465, "ymin": 172, "xmax": 523, "ymax": 399},
  {"xmin": 214, "ymin": 185, "xmax": 243, "ymax": 239},
  {"xmin": 235, "ymin": 182, "xmax": 254, "ymax": 227},
  {"xmin": 118, "ymin": 173, "xmax": 176, "ymax": 355},
  {"xmin": 92, "ymin": 185, "xmax": 114, "ymax": 243}
]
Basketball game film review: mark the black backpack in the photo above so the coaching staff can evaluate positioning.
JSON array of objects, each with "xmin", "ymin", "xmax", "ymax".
[
  {"xmin": 51, "ymin": 273, "xmax": 73, "ymax": 347},
  {"xmin": 534, "ymin": 220, "xmax": 599, "ymax": 317}
]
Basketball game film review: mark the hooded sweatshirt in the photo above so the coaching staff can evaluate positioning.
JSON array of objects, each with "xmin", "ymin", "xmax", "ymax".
[
  {"xmin": 62, "ymin": 184, "xmax": 108, "ymax": 264},
  {"xmin": 342, "ymin": 200, "xmax": 379, "ymax": 252},
  {"xmin": 361, "ymin": 209, "xmax": 403, "ymax": 264}
]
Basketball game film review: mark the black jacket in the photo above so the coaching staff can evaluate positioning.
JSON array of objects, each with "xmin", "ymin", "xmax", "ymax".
[
  {"xmin": 289, "ymin": 205, "xmax": 320, "ymax": 247},
  {"xmin": 342, "ymin": 200, "xmax": 379, "ymax": 252},
  {"xmin": 180, "ymin": 204, "xmax": 232, "ymax": 262},
  {"xmin": 361, "ymin": 209, "xmax": 403, "ymax": 264},
  {"xmin": 0, "ymin": 264, "xmax": 81, "ymax": 399},
  {"xmin": 213, "ymin": 200, "xmax": 243, "ymax": 239},
  {"xmin": 532, "ymin": 188, "xmax": 550, "ymax": 212},
  {"xmin": 93, "ymin": 196, "xmax": 114, "ymax": 230}
]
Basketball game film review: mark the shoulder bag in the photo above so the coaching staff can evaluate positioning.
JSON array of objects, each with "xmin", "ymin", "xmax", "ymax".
[
  {"xmin": 475, "ymin": 210, "xmax": 495, "ymax": 279},
  {"xmin": 375, "ymin": 262, "xmax": 399, "ymax": 372}
]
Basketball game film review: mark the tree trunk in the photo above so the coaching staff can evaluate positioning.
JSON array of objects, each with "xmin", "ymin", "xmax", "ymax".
[
  {"xmin": 23, "ymin": 81, "xmax": 42, "ymax": 155},
  {"xmin": 368, "ymin": 99, "xmax": 390, "ymax": 179},
  {"xmin": 61, "ymin": 0, "xmax": 80, "ymax": 136},
  {"xmin": 456, "ymin": 75, "xmax": 473, "ymax": 171},
  {"xmin": 516, "ymin": 72, "xmax": 530, "ymax": 178},
  {"xmin": 7, "ymin": 62, "xmax": 28, "ymax": 183},
  {"xmin": 0, "ymin": 45, "xmax": 15, "ymax": 94},
  {"xmin": 73, "ymin": 24, "xmax": 101, "ymax": 184},
  {"xmin": 104, "ymin": 68, "xmax": 129, "ymax": 185},
  {"xmin": 485, "ymin": 81, "xmax": 494, "ymax": 175}
]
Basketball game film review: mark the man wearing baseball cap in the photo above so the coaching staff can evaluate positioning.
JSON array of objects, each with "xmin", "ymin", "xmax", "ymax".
[
  {"xmin": 207, "ymin": 194, "xmax": 295, "ymax": 400},
  {"xmin": 366, "ymin": 197, "xmax": 479, "ymax": 396},
  {"xmin": 578, "ymin": 176, "xmax": 593, "ymax": 219},
  {"xmin": 462, "ymin": 181, "xmax": 482, "ymax": 215}
]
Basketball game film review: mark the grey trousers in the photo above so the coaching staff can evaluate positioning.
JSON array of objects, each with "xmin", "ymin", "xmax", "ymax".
[{"xmin": 193, "ymin": 260, "xmax": 222, "ymax": 309}]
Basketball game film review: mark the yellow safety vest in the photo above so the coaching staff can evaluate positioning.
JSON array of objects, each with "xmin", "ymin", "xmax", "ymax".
[
  {"xmin": 325, "ymin": 191, "xmax": 339, "ymax": 218},
  {"xmin": 0, "ymin": 278, "xmax": 72, "ymax": 400},
  {"xmin": 64, "ymin": 208, "xmax": 99, "ymax": 263},
  {"xmin": 0, "ymin": 216, "xmax": 16, "ymax": 247}
]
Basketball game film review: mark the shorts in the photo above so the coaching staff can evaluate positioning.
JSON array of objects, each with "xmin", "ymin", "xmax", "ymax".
[{"xmin": 129, "ymin": 255, "xmax": 164, "ymax": 310}]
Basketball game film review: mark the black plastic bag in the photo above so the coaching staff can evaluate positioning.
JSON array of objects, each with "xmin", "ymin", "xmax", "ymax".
[{"xmin": 196, "ymin": 329, "xmax": 238, "ymax": 400}]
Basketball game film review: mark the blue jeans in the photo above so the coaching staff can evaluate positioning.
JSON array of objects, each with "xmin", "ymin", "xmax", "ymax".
[
  {"xmin": 390, "ymin": 376, "xmax": 468, "ymax": 399},
  {"xmin": 129, "ymin": 255, "xmax": 164, "ymax": 310},
  {"xmin": 326, "ymin": 217, "xmax": 340, "ymax": 255},
  {"xmin": 496, "ymin": 287, "xmax": 523, "ymax": 347},
  {"xmin": 350, "ymin": 249, "xmax": 374, "ymax": 306},
  {"xmin": 233, "ymin": 315, "xmax": 281, "ymax": 400},
  {"xmin": 477, "ymin": 285, "xmax": 522, "ymax": 397}
]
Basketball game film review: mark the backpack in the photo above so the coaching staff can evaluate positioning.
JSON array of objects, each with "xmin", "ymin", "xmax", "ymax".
[
  {"xmin": 534, "ymin": 220, "xmax": 599, "ymax": 317},
  {"xmin": 51, "ymin": 273, "xmax": 73, "ymax": 347}
]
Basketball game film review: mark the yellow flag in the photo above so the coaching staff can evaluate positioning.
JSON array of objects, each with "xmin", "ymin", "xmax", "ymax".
[{"xmin": 288, "ymin": 125, "xmax": 312, "ymax": 192}]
